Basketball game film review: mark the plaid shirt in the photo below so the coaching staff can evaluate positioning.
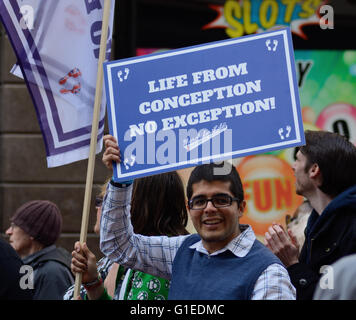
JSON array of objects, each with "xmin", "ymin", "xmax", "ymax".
[{"xmin": 100, "ymin": 183, "xmax": 296, "ymax": 300}]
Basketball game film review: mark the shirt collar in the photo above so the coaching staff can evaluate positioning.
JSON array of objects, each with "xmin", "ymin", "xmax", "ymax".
[
  {"xmin": 22, "ymin": 244, "xmax": 56, "ymax": 264},
  {"xmin": 189, "ymin": 224, "xmax": 255, "ymax": 257}
]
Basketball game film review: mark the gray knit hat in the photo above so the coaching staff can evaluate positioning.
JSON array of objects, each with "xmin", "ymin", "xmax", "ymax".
[{"xmin": 11, "ymin": 200, "xmax": 62, "ymax": 246}]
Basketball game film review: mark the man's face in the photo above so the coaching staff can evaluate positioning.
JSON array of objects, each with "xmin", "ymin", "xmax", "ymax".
[
  {"xmin": 292, "ymin": 150, "xmax": 314, "ymax": 196},
  {"xmin": 188, "ymin": 180, "xmax": 245, "ymax": 254},
  {"xmin": 6, "ymin": 223, "xmax": 32, "ymax": 258}
]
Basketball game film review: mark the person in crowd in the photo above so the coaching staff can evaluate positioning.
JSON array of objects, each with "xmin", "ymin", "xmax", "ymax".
[
  {"xmin": 64, "ymin": 179, "xmax": 124, "ymax": 300},
  {"xmin": 71, "ymin": 141, "xmax": 190, "ymax": 300},
  {"xmin": 285, "ymin": 200, "xmax": 312, "ymax": 253},
  {"xmin": 0, "ymin": 236, "xmax": 33, "ymax": 299},
  {"xmin": 93, "ymin": 135, "xmax": 296, "ymax": 300},
  {"xmin": 313, "ymin": 253, "xmax": 356, "ymax": 300},
  {"xmin": 265, "ymin": 130, "xmax": 356, "ymax": 300},
  {"xmin": 6, "ymin": 200, "xmax": 74, "ymax": 299}
]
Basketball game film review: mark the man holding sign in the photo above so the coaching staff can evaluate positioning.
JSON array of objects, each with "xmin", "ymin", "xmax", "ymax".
[{"xmin": 98, "ymin": 135, "xmax": 296, "ymax": 300}]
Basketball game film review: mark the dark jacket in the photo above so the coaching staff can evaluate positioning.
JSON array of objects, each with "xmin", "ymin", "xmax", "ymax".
[
  {"xmin": 23, "ymin": 245, "xmax": 74, "ymax": 300},
  {"xmin": 287, "ymin": 185, "xmax": 356, "ymax": 300},
  {"xmin": 0, "ymin": 237, "xmax": 33, "ymax": 300}
]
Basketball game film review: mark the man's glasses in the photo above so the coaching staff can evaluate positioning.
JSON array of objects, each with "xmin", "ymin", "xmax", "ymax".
[
  {"xmin": 9, "ymin": 222, "xmax": 17, "ymax": 230},
  {"xmin": 188, "ymin": 194, "xmax": 239, "ymax": 210},
  {"xmin": 95, "ymin": 197, "xmax": 103, "ymax": 208}
]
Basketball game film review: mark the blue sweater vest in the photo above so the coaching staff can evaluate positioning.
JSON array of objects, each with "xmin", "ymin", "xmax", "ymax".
[{"xmin": 168, "ymin": 234, "xmax": 282, "ymax": 300}]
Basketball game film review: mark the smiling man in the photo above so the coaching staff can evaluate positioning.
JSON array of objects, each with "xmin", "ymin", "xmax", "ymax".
[
  {"xmin": 188, "ymin": 180, "xmax": 243, "ymax": 253},
  {"xmin": 98, "ymin": 139, "xmax": 295, "ymax": 300}
]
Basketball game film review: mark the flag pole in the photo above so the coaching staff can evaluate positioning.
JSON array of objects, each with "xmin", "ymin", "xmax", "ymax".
[{"xmin": 74, "ymin": 0, "xmax": 112, "ymax": 299}]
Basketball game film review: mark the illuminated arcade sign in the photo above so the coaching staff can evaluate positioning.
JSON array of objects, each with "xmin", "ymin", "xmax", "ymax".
[
  {"xmin": 238, "ymin": 155, "xmax": 303, "ymax": 239},
  {"xmin": 204, "ymin": 0, "xmax": 328, "ymax": 39}
]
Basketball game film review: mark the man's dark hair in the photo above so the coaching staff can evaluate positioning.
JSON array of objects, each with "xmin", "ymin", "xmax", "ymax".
[
  {"xmin": 186, "ymin": 161, "xmax": 244, "ymax": 203},
  {"xmin": 297, "ymin": 130, "xmax": 356, "ymax": 197}
]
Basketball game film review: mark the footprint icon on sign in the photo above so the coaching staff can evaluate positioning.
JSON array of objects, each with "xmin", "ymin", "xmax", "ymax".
[
  {"xmin": 266, "ymin": 39, "xmax": 278, "ymax": 52},
  {"xmin": 278, "ymin": 128, "xmax": 285, "ymax": 140},
  {"xmin": 278, "ymin": 125, "xmax": 292, "ymax": 140},
  {"xmin": 117, "ymin": 68, "xmax": 130, "ymax": 82},
  {"xmin": 123, "ymin": 155, "xmax": 136, "ymax": 169}
]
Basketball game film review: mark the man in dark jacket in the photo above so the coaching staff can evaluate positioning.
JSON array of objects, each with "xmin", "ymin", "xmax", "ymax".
[
  {"xmin": 6, "ymin": 200, "xmax": 74, "ymax": 299},
  {"xmin": 265, "ymin": 130, "xmax": 356, "ymax": 300},
  {"xmin": 0, "ymin": 237, "xmax": 33, "ymax": 299}
]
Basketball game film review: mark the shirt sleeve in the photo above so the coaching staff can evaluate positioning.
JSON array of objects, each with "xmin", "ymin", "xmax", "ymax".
[
  {"xmin": 100, "ymin": 183, "xmax": 189, "ymax": 280},
  {"xmin": 251, "ymin": 263, "xmax": 296, "ymax": 300}
]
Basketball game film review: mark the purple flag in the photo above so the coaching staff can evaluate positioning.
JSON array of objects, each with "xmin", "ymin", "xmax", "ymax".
[{"xmin": 0, "ymin": 0, "xmax": 115, "ymax": 167}]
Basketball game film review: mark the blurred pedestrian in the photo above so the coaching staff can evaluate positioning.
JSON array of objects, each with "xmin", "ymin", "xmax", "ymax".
[
  {"xmin": 265, "ymin": 130, "xmax": 356, "ymax": 299},
  {"xmin": 71, "ymin": 135, "xmax": 190, "ymax": 300},
  {"xmin": 71, "ymin": 170, "xmax": 190, "ymax": 300},
  {"xmin": 0, "ymin": 236, "xmax": 33, "ymax": 299},
  {"xmin": 6, "ymin": 200, "xmax": 74, "ymax": 299},
  {"xmin": 285, "ymin": 200, "xmax": 312, "ymax": 253},
  {"xmin": 63, "ymin": 179, "xmax": 124, "ymax": 300}
]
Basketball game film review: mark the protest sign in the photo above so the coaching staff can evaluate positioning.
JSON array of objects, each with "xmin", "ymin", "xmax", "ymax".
[{"xmin": 104, "ymin": 27, "xmax": 304, "ymax": 181}]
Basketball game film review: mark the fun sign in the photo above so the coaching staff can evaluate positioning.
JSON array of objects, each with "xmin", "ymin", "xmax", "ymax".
[{"xmin": 104, "ymin": 27, "xmax": 304, "ymax": 181}]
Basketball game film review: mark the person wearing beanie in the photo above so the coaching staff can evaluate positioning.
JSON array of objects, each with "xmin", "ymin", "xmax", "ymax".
[{"xmin": 6, "ymin": 200, "xmax": 74, "ymax": 300}]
